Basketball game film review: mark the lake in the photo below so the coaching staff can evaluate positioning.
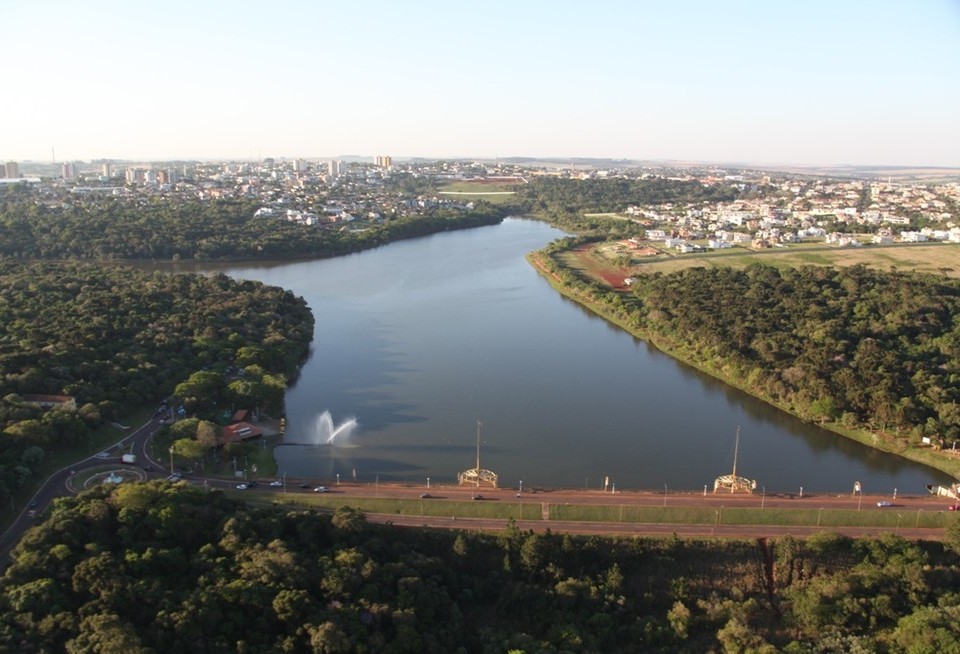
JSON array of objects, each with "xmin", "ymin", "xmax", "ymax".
[{"xmin": 208, "ymin": 218, "xmax": 951, "ymax": 494}]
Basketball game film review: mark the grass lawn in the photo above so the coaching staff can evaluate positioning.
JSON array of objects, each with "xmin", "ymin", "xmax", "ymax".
[
  {"xmin": 437, "ymin": 181, "xmax": 521, "ymax": 204},
  {"xmin": 237, "ymin": 492, "xmax": 957, "ymax": 532},
  {"xmin": 627, "ymin": 242, "xmax": 960, "ymax": 278}
]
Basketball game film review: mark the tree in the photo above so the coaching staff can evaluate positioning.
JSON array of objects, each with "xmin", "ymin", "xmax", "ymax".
[{"xmin": 171, "ymin": 437, "xmax": 207, "ymax": 463}]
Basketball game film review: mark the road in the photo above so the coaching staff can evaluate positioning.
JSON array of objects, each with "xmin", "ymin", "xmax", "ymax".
[
  {"xmin": 0, "ymin": 413, "xmax": 166, "ymax": 564},
  {"xmin": 3, "ymin": 419, "xmax": 956, "ymax": 565}
]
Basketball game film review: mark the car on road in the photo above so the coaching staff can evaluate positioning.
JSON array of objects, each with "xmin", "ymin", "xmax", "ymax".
[
  {"xmin": 876, "ymin": 500, "xmax": 893, "ymax": 507},
  {"xmin": 236, "ymin": 483, "xmax": 248, "ymax": 490},
  {"xmin": 472, "ymin": 494, "xmax": 484, "ymax": 500},
  {"xmin": 269, "ymin": 480, "xmax": 283, "ymax": 487},
  {"xmin": 313, "ymin": 486, "xmax": 328, "ymax": 493},
  {"xmin": 420, "ymin": 493, "xmax": 432, "ymax": 499},
  {"xmin": 950, "ymin": 505, "xmax": 959, "ymax": 511},
  {"xmin": 247, "ymin": 480, "xmax": 259, "ymax": 488},
  {"xmin": 299, "ymin": 483, "xmax": 312, "ymax": 489}
]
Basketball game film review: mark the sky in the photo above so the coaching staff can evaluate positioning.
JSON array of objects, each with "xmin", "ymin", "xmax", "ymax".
[{"xmin": 2, "ymin": 0, "xmax": 959, "ymax": 166}]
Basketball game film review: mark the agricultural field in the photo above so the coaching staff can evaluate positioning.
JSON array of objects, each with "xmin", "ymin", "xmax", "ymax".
[{"xmin": 566, "ymin": 240, "xmax": 960, "ymax": 288}]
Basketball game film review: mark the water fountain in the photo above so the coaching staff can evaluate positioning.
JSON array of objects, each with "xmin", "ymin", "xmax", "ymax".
[{"xmin": 307, "ymin": 410, "xmax": 358, "ymax": 446}]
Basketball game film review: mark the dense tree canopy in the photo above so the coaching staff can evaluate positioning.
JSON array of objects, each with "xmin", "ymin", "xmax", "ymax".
[
  {"xmin": 538, "ymin": 255, "xmax": 960, "ymax": 448},
  {"xmin": 0, "ymin": 197, "xmax": 508, "ymax": 261},
  {"xmin": 516, "ymin": 177, "xmax": 741, "ymax": 238},
  {"xmin": 3, "ymin": 483, "xmax": 960, "ymax": 652},
  {"xmin": 630, "ymin": 264, "xmax": 960, "ymax": 442},
  {"xmin": 0, "ymin": 261, "xmax": 313, "ymax": 506}
]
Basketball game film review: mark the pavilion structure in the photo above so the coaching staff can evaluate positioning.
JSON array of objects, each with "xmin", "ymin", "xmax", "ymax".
[{"xmin": 458, "ymin": 420, "xmax": 498, "ymax": 487}]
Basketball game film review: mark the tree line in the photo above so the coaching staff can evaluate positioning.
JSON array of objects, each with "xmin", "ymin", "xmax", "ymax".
[
  {"xmin": 3, "ymin": 482, "xmax": 960, "ymax": 652},
  {"xmin": 0, "ymin": 261, "xmax": 313, "ymax": 507},
  {"xmin": 0, "ymin": 195, "xmax": 508, "ymax": 261},
  {"xmin": 537, "ymin": 254, "xmax": 960, "ymax": 449},
  {"xmin": 515, "ymin": 177, "xmax": 741, "ymax": 238}
]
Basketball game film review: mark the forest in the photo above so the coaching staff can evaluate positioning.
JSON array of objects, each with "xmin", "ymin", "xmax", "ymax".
[
  {"xmin": 0, "ymin": 261, "xmax": 313, "ymax": 507},
  {"xmin": 3, "ymin": 482, "xmax": 960, "ymax": 653},
  {"xmin": 0, "ymin": 194, "xmax": 507, "ymax": 261},
  {"xmin": 537, "ymin": 252, "xmax": 960, "ymax": 450},
  {"xmin": 515, "ymin": 177, "xmax": 741, "ymax": 237}
]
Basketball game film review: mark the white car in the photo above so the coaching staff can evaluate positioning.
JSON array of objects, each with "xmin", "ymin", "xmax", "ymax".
[
  {"xmin": 876, "ymin": 500, "xmax": 893, "ymax": 507},
  {"xmin": 235, "ymin": 483, "xmax": 248, "ymax": 490},
  {"xmin": 269, "ymin": 480, "xmax": 283, "ymax": 487},
  {"xmin": 313, "ymin": 486, "xmax": 328, "ymax": 493}
]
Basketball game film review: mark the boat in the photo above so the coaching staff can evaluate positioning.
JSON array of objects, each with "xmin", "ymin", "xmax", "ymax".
[{"xmin": 713, "ymin": 427, "xmax": 757, "ymax": 494}]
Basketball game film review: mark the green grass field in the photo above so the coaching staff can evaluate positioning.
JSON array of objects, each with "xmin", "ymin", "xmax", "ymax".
[
  {"xmin": 437, "ymin": 181, "xmax": 521, "ymax": 204},
  {"xmin": 245, "ymin": 491, "xmax": 957, "ymax": 531},
  {"xmin": 628, "ymin": 242, "xmax": 960, "ymax": 278}
]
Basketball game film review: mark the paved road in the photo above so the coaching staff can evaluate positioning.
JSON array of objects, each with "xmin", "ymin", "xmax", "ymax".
[
  {"xmin": 0, "ymin": 414, "xmax": 166, "ymax": 564},
  {"xmin": 4, "ymin": 423, "xmax": 956, "ymax": 565}
]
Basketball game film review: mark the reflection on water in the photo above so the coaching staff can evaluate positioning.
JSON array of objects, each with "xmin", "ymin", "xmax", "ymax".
[{"xmin": 178, "ymin": 218, "xmax": 952, "ymax": 493}]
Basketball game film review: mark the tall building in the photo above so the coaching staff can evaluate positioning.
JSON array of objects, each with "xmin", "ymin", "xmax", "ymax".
[
  {"xmin": 3, "ymin": 161, "xmax": 19, "ymax": 179},
  {"xmin": 374, "ymin": 155, "xmax": 392, "ymax": 169},
  {"xmin": 61, "ymin": 162, "xmax": 76, "ymax": 180},
  {"xmin": 293, "ymin": 158, "xmax": 307, "ymax": 173},
  {"xmin": 101, "ymin": 162, "xmax": 112, "ymax": 177},
  {"xmin": 327, "ymin": 159, "xmax": 342, "ymax": 177}
]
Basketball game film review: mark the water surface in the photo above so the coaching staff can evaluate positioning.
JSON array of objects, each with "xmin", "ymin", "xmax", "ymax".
[{"xmin": 209, "ymin": 218, "xmax": 952, "ymax": 494}]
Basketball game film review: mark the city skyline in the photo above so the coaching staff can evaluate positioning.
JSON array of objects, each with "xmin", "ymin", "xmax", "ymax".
[{"xmin": 2, "ymin": 0, "xmax": 959, "ymax": 167}]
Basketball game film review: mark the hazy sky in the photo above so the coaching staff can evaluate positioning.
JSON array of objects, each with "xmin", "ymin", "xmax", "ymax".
[{"xmin": 3, "ymin": 0, "xmax": 959, "ymax": 166}]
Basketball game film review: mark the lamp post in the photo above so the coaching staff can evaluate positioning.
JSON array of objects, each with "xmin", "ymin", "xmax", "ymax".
[
  {"xmin": 427, "ymin": 477, "xmax": 431, "ymax": 489},
  {"xmin": 519, "ymin": 480, "xmax": 523, "ymax": 494},
  {"xmin": 703, "ymin": 484, "xmax": 707, "ymax": 497},
  {"xmin": 168, "ymin": 446, "xmax": 175, "ymax": 476},
  {"xmin": 761, "ymin": 485, "xmax": 766, "ymax": 510},
  {"xmin": 817, "ymin": 507, "xmax": 823, "ymax": 527},
  {"xmin": 663, "ymin": 483, "xmax": 668, "ymax": 507},
  {"xmin": 916, "ymin": 509, "xmax": 923, "ymax": 528}
]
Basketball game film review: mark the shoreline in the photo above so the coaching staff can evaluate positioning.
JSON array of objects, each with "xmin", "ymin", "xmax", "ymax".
[{"xmin": 525, "ymin": 250, "xmax": 960, "ymax": 484}]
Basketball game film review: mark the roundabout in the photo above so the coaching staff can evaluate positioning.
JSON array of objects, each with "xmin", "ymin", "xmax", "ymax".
[{"xmin": 68, "ymin": 465, "xmax": 147, "ymax": 492}]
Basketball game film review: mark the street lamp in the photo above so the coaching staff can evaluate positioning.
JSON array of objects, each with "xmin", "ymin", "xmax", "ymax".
[
  {"xmin": 519, "ymin": 479, "xmax": 523, "ymax": 494},
  {"xmin": 817, "ymin": 507, "xmax": 823, "ymax": 527},
  {"xmin": 761, "ymin": 485, "xmax": 766, "ymax": 510},
  {"xmin": 168, "ymin": 446, "xmax": 175, "ymax": 476},
  {"xmin": 663, "ymin": 483, "xmax": 668, "ymax": 507},
  {"xmin": 427, "ymin": 477, "xmax": 431, "ymax": 489}
]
